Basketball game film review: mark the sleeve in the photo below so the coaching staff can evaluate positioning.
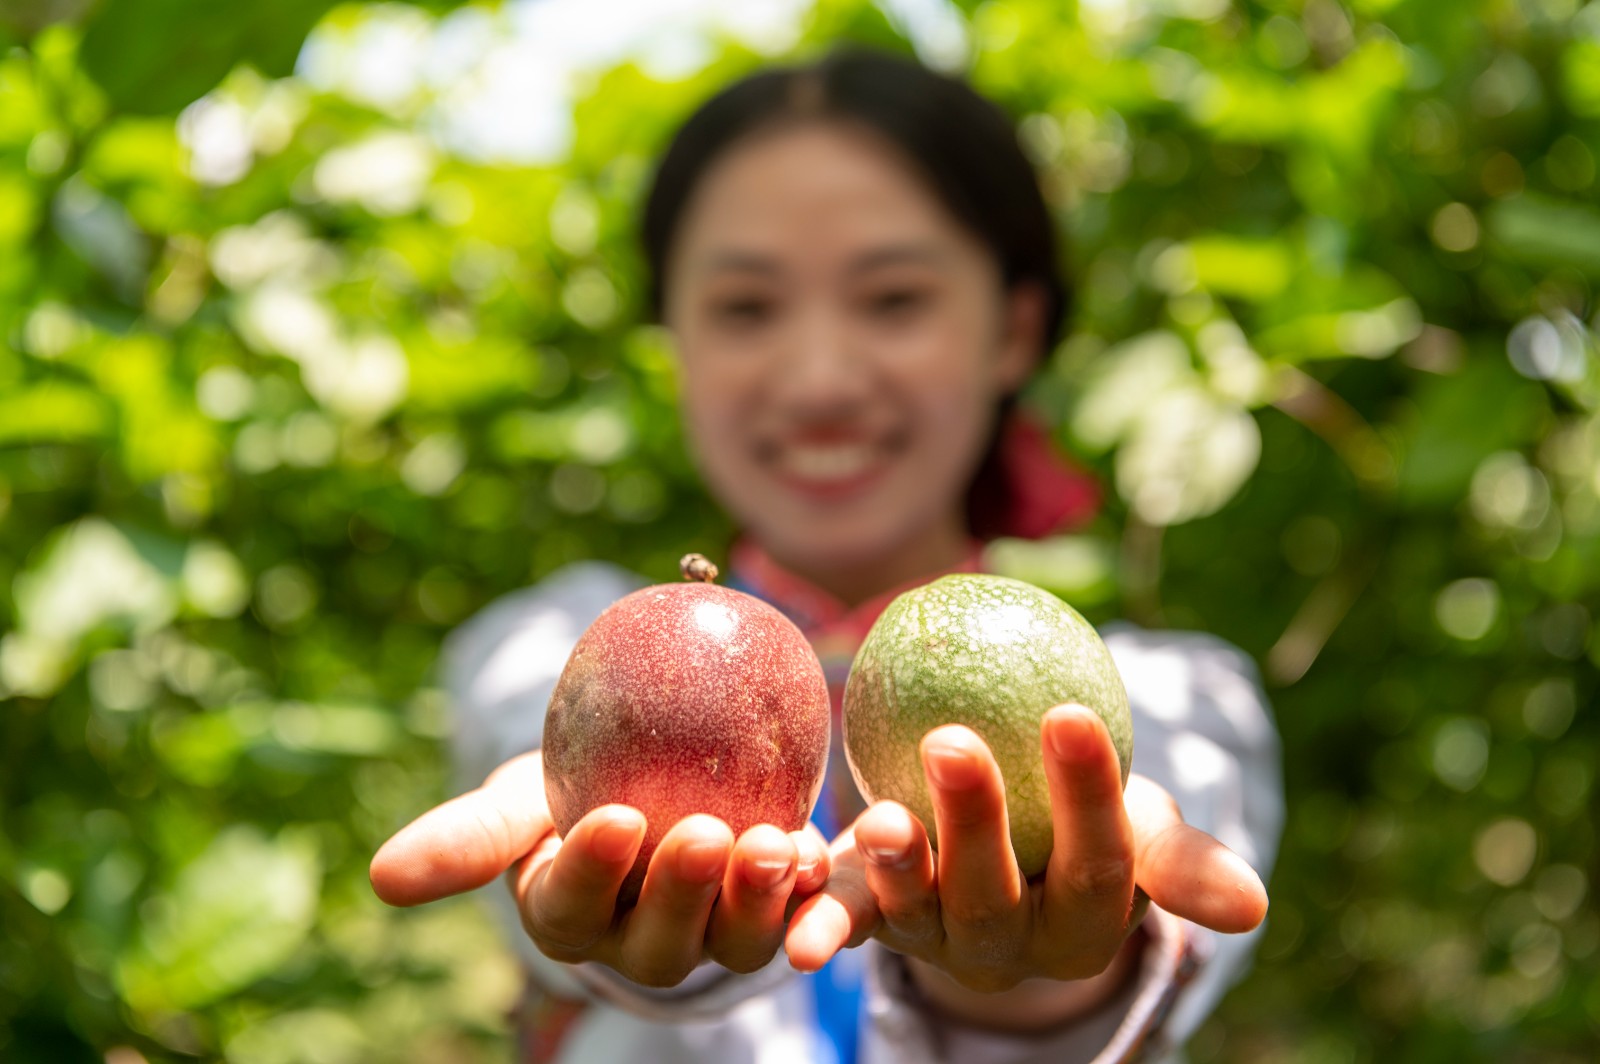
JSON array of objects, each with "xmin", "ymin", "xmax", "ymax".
[
  {"xmin": 1102, "ymin": 624, "xmax": 1283, "ymax": 1058},
  {"xmin": 856, "ymin": 625, "xmax": 1284, "ymax": 1064},
  {"xmin": 440, "ymin": 562, "xmax": 797, "ymax": 1019}
]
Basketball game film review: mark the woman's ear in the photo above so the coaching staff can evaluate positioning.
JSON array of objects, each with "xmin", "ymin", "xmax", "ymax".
[{"xmin": 996, "ymin": 281, "xmax": 1047, "ymax": 393}]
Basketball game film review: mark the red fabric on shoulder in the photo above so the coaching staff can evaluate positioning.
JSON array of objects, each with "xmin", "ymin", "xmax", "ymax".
[{"xmin": 994, "ymin": 411, "xmax": 1100, "ymax": 540}]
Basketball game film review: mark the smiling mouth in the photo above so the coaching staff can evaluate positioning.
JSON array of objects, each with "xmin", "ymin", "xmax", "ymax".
[
  {"xmin": 764, "ymin": 435, "xmax": 902, "ymax": 498},
  {"xmin": 780, "ymin": 443, "xmax": 877, "ymax": 481}
]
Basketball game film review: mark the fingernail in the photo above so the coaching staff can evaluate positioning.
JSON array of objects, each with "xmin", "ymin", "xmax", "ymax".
[
  {"xmin": 678, "ymin": 840, "xmax": 726, "ymax": 883},
  {"xmin": 743, "ymin": 855, "xmax": 792, "ymax": 891},
  {"xmin": 862, "ymin": 842, "xmax": 906, "ymax": 868},
  {"xmin": 593, "ymin": 817, "xmax": 642, "ymax": 863},
  {"xmin": 924, "ymin": 745, "xmax": 973, "ymax": 789},
  {"xmin": 1046, "ymin": 706, "xmax": 1090, "ymax": 760}
]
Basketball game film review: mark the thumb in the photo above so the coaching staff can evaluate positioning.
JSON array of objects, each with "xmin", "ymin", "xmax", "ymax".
[
  {"xmin": 1124, "ymin": 775, "xmax": 1267, "ymax": 934},
  {"xmin": 370, "ymin": 752, "xmax": 554, "ymax": 906},
  {"xmin": 782, "ymin": 828, "xmax": 881, "ymax": 971}
]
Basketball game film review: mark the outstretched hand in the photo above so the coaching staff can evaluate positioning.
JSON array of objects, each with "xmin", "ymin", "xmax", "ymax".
[
  {"xmin": 369, "ymin": 752, "xmax": 832, "ymax": 987},
  {"xmin": 783, "ymin": 704, "xmax": 1268, "ymax": 1000},
  {"xmin": 371, "ymin": 707, "xmax": 1266, "ymax": 1004}
]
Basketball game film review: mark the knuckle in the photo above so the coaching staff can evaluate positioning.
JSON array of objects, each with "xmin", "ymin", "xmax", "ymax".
[
  {"xmin": 520, "ymin": 885, "xmax": 604, "ymax": 956},
  {"xmin": 1049, "ymin": 945, "xmax": 1119, "ymax": 982},
  {"xmin": 706, "ymin": 918, "xmax": 778, "ymax": 975},
  {"xmin": 470, "ymin": 804, "xmax": 518, "ymax": 865},
  {"xmin": 714, "ymin": 944, "xmax": 776, "ymax": 975},
  {"xmin": 882, "ymin": 923, "xmax": 941, "ymax": 954},
  {"xmin": 1141, "ymin": 823, "xmax": 1188, "ymax": 868},
  {"xmin": 533, "ymin": 938, "xmax": 590, "ymax": 966},
  {"xmin": 621, "ymin": 956, "xmax": 694, "ymax": 989},
  {"xmin": 525, "ymin": 909, "xmax": 601, "ymax": 957},
  {"xmin": 953, "ymin": 966, "xmax": 1021, "ymax": 994},
  {"xmin": 881, "ymin": 897, "xmax": 940, "ymax": 935},
  {"xmin": 943, "ymin": 895, "xmax": 1012, "ymax": 931},
  {"xmin": 1065, "ymin": 854, "xmax": 1134, "ymax": 899},
  {"xmin": 940, "ymin": 800, "xmax": 1000, "ymax": 833}
]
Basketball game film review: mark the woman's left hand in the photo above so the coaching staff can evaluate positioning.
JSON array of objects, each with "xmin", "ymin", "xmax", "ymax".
[{"xmin": 783, "ymin": 704, "xmax": 1268, "ymax": 1000}]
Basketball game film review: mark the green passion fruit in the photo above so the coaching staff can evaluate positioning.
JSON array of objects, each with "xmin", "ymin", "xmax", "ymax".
[{"xmin": 842, "ymin": 573, "xmax": 1132, "ymax": 877}]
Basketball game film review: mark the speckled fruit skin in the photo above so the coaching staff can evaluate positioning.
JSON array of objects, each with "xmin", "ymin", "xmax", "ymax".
[
  {"xmin": 543, "ymin": 582, "xmax": 831, "ymax": 902},
  {"xmin": 842, "ymin": 574, "xmax": 1132, "ymax": 878}
]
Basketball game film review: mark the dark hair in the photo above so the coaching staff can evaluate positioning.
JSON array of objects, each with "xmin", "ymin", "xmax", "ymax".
[
  {"xmin": 641, "ymin": 49, "xmax": 1068, "ymax": 342},
  {"xmin": 640, "ymin": 49, "xmax": 1071, "ymax": 539}
]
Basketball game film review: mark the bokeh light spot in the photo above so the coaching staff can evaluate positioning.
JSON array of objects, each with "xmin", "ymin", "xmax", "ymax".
[
  {"xmin": 1435, "ymin": 578, "xmax": 1500, "ymax": 641},
  {"xmin": 1474, "ymin": 817, "xmax": 1538, "ymax": 885}
]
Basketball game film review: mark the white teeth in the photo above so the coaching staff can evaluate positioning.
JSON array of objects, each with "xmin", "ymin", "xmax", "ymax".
[{"xmin": 781, "ymin": 445, "xmax": 875, "ymax": 482}]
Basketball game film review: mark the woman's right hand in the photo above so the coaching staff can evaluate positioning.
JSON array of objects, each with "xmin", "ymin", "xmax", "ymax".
[{"xmin": 369, "ymin": 752, "xmax": 833, "ymax": 986}]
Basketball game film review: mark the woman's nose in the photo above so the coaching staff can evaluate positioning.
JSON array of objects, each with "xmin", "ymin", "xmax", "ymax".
[{"xmin": 771, "ymin": 307, "xmax": 869, "ymax": 413}]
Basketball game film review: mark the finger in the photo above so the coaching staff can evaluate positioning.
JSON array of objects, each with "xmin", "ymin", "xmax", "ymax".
[
  {"xmin": 1125, "ymin": 775, "xmax": 1267, "ymax": 934},
  {"xmin": 510, "ymin": 829, "xmax": 563, "ymax": 919},
  {"xmin": 617, "ymin": 815, "xmax": 734, "ymax": 987},
  {"xmin": 784, "ymin": 842, "xmax": 878, "ymax": 973},
  {"xmin": 707, "ymin": 825, "xmax": 797, "ymax": 973},
  {"xmin": 371, "ymin": 752, "xmax": 552, "ymax": 906},
  {"xmin": 518, "ymin": 804, "xmax": 645, "ymax": 960},
  {"xmin": 1040, "ymin": 706, "xmax": 1137, "ymax": 950},
  {"xmin": 791, "ymin": 824, "xmax": 832, "ymax": 898},
  {"xmin": 921, "ymin": 725, "xmax": 1024, "ymax": 929},
  {"xmin": 782, "ymin": 827, "xmax": 835, "ymax": 927},
  {"xmin": 853, "ymin": 801, "xmax": 940, "ymax": 950}
]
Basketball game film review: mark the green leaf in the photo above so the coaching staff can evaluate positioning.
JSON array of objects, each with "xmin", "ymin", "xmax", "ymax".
[
  {"xmin": 268, "ymin": 701, "xmax": 400, "ymax": 757},
  {"xmin": 1561, "ymin": 38, "xmax": 1600, "ymax": 118},
  {"xmin": 1189, "ymin": 235, "xmax": 1294, "ymax": 302},
  {"xmin": 1397, "ymin": 356, "xmax": 1548, "ymax": 508},
  {"xmin": 0, "ymin": 0, "xmax": 91, "ymax": 40},
  {"xmin": 115, "ymin": 826, "xmax": 321, "ymax": 1012},
  {"xmin": 77, "ymin": 0, "xmax": 337, "ymax": 114},
  {"xmin": 1487, "ymin": 194, "xmax": 1600, "ymax": 279},
  {"xmin": 405, "ymin": 334, "xmax": 537, "ymax": 412},
  {"xmin": 13, "ymin": 517, "xmax": 178, "ymax": 649},
  {"xmin": 0, "ymin": 170, "xmax": 41, "ymax": 246},
  {"xmin": 80, "ymin": 116, "xmax": 183, "ymax": 185},
  {"xmin": 985, "ymin": 535, "xmax": 1117, "ymax": 607},
  {"xmin": 1070, "ymin": 331, "xmax": 1198, "ymax": 452},
  {"xmin": 0, "ymin": 380, "xmax": 110, "ymax": 444},
  {"xmin": 1115, "ymin": 390, "xmax": 1261, "ymax": 526}
]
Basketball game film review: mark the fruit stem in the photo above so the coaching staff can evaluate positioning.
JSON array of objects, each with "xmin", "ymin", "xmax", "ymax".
[{"xmin": 680, "ymin": 553, "xmax": 719, "ymax": 583}]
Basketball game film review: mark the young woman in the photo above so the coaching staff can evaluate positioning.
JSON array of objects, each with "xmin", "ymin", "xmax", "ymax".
[{"xmin": 371, "ymin": 50, "xmax": 1281, "ymax": 1064}]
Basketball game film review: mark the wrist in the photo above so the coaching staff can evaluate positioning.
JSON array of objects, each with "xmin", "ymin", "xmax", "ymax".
[{"xmin": 903, "ymin": 935, "xmax": 1141, "ymax": 1034}]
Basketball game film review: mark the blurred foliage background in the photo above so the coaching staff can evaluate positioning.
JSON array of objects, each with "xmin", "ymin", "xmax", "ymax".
[{"xmin": 1, "ymin": 0, "xmax": 1597, "ymax": 1060}]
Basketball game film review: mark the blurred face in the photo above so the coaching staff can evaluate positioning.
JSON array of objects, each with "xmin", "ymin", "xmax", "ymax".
[{"xmin": 664, "ymin": 122, "xmax": 1040, "ymax": 596}]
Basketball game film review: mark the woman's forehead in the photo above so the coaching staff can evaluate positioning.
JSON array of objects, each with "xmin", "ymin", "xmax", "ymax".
[
  {"xmin": 670, "ymin": 123, "xmax": 975, "ymax": 273},
  {"xmin": 688, "ymin": 242, "xmax": 959, "ymax": 286}
]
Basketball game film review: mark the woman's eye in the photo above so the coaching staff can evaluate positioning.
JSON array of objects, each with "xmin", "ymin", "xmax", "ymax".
[
  {"xmin": 712, "ymin": 297, "xmax": 774, "ymax": 326},
  {"xmin": 867, "ymin": 288, "xmax": 928, "ymax": 318}
]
